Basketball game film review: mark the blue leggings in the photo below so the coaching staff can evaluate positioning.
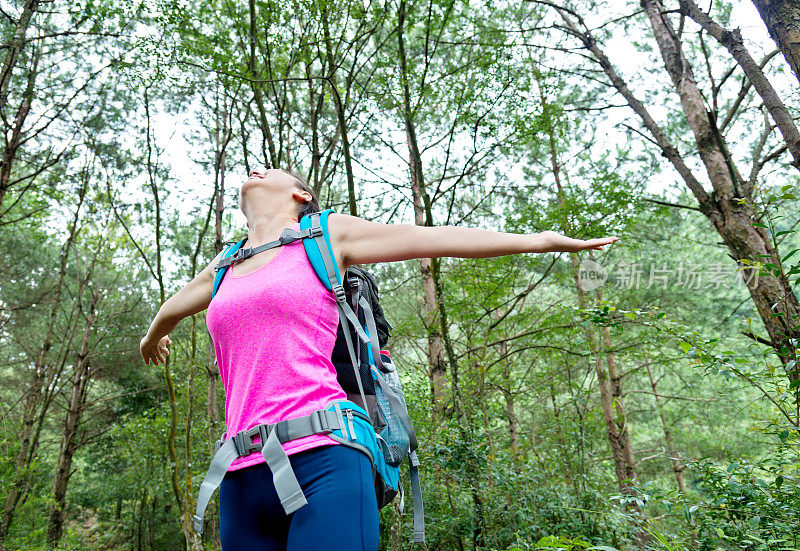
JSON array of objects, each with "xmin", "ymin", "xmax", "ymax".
[{"xmin": 219, "ymin": 444, "xmax": 379, "ymax": 550}]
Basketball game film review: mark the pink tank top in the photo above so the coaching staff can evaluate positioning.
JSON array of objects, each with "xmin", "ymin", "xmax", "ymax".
[{"xmin": 206, "ymin": 222, "xmax": 346, "ymax": 471}]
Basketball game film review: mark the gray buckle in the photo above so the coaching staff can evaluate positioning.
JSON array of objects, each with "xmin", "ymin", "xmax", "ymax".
[
  {"xmin": 258, "ymin": 424, "xmax": 269, "ymax": 446},
  {"xmin": 309, "ymin": 410, "xmax": 333, "ymax": 434},
  {"xmin": 231, "ymin": 247, "xmax": 248, "ymax": 261},
  {"xmin": 332, "ymin": 284, "xmax": 346, "ymax": 303},
  {"xmin": 232, "ymin": 425, "xmax": 264, "ymax": 457},
  {"xmin": 279, "ymin": 228, "xmax": 299, "ymax": 244},
  {"xmin": 309, "ymin": 225, "xmax": 323, "ymax": 238}
]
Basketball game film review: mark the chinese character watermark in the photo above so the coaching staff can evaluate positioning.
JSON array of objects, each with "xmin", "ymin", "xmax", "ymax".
[{"xmin": 573, "ymin": 260, "xmax": 761, "ymax": 290}]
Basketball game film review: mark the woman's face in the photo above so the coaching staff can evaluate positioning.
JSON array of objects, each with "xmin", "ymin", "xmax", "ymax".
[
  {"xmin": 242, "ymin": 168, "xmax": 295, "ymax": 192},
  {"xmin": 240, "ymin": 169, "xmax": 298, "ymax": 216}
]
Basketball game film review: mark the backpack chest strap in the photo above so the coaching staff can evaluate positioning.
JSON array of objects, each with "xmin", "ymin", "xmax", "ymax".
[{"xmin": 214, "ymin": 227, "xmax": 321, "ymax": 272}]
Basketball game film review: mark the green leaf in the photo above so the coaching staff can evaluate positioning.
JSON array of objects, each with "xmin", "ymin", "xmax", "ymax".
[
  {"xmin": 776, "ymin": 475, "xmax": 784, "ymax": 489},
  {"xmin": 679, "ymin": 342, "xmax": 692, "ymax": 353},
  {"xmin": 783, "ymin": 248, "xmax": 799, "ymax": 262}
]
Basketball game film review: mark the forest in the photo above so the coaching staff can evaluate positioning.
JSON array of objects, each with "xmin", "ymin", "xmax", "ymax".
[{"xmin": 0, "ymin": 0, "xmax": 799, "ymax": 549}]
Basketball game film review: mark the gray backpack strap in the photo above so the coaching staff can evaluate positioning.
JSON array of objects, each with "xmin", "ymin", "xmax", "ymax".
[
  {"xmin": 260, "ymin": 426, "xmax": 307, "ymax": 514},
  {"xmin": 215, "ymin": 228, "xmax": 313, "ymax": 271},
  {"xmin": 409, "ymin": 451, "xmax": 425, "ymax": 543},
  {"xmin": 357, "ymin": 295, "xmax": 386, "ymax": 372},
  {"xmin": 193, "ymin": 439, "xmax": 239, "ymax": 534}
]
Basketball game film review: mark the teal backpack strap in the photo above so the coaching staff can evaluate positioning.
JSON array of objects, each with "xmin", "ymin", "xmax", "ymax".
[
  {"xmin": 299, "ymin": 209, "xmax": 340, "ymax": 291},
  {"xmin": 212, "ymin": 239, "xmax": 246, "ymax": 298},
  {"xmin": 299, "ymin": 211, "xmax": 368, "ymax": 342}
]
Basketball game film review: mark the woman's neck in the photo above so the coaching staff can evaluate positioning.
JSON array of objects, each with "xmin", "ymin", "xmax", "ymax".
[{"xmin": 246, "ymin": 211, "xmax": 298, "ymax": 246}]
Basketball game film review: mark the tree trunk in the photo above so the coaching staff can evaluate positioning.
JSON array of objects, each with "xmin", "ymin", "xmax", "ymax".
[
  {"xmin": 137, "ymin": 489, "xmax": 146, "ymax": 551},
  {"xmin": 500, "ymin": 361, "xmax": 519, "ymax": 462},
  {"xmin": 397, "ymin": 0, "xmax": 447, "ymax": 415},
  {"xmin": 321, "ymin": 6, "xmax": 358, "ymax": 217},
  {"xmin": 554, "ymin": 3, "xmax": 800, "ymax": 384},
  {"xmin": 539, "ymin": 82, "xmax": 640, "ymax": 504},
  {"xmin": 751, "ymin": 0, "xmax": 800, "ymax": 87},
  {"xmin": 208, "ymin": 81, "xmax": 226, "ymax": 444},
  {"xmin": 645, "ymin": 359, "xmax": 686, "ymax": 492},
  {"xmin": 47, "ymin": 291, "xmax": 99, "ymax": 544},
  {"xmin": 246, "ymin": 0, "xmax": 278, "ymax": 167},
  {"xmin": 0, "ymin": 45, "xmax": 38, "ymax": 214},
  {"xmin": 577, "ymin": 276, "xmax": 638, "ymax": 498},
  {"xmin": 640, "ymin": 0, "xmax": 800, "ymax": 383},
  {"xmin": 203, "ymin": 85, "xmax": 228, "ymax": 548},
  {"xmin": 680, "ymin": 0, "xmax": 800, "ymax": 170},
  {"xmin": 0, "ymin": 0, "xmax": 39, "ymax": 111},
  {"xmin": 549, "ymin": 383, "xmax": 574, "ymax": 485},
  {"xmin": 599, "ymin": 288, "xmax": 638, "ymax": 487},
  {"xmin": 142, "ymin": 90, "xmax": 203, "ymax": 551}
]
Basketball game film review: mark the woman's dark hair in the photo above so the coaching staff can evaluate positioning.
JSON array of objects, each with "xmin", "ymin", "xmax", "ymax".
[{"xmin": 287, "ymin": 169, "xmax": 320, "ymax": 221}]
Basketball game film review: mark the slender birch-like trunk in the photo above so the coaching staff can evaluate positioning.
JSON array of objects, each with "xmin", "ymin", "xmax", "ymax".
[
  {"xmin": 397, "ymin": 0, "xmax": 447, "ymax": 415},
  {"xmin": 645, "ymin": 359, "xmax": 686, "ymax": 492},
  {"xmin": 47, "ymin": 291, "xmax": 99, "ymax": 543}
]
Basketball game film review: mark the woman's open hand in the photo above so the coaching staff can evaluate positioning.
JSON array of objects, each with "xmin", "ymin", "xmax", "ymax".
[
  {"xmin": 561, "ymin": 235, "xmax": 619, "ymax": 252},
  {"xmin": 140, "ymin": 335, "xmax": 172, "ymax": 365}
]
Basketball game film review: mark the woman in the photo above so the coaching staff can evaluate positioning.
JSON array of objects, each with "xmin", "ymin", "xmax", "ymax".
[{"xmin": 140, "ymin": 168, "xmax": 618, "ymax": 550}]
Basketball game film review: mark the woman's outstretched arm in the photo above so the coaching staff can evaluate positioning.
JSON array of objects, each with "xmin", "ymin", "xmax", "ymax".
[
  {"xmin": 330, "ymin": 213, "xmax": 618, "ymax": 268},
  {"xmin": 139, "ymin": 251, "xmax": 223, "ymax": 365}
]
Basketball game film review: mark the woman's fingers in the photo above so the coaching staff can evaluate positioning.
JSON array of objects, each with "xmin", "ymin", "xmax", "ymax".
[
  {"xmin": 585, "ymin": 236, "xmax": 618, "ymax": 251},
  {"xmin": 140, "ymin": 336, "xmax": 172, "ymax": 366}
]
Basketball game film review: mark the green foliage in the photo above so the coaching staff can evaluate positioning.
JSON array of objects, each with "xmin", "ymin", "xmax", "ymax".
[{"xmin": 690, "ymin": 458, "xmax": 800, "ymax": 550}]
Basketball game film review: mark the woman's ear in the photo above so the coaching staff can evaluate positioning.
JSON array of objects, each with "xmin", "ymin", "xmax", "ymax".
[{"xmin": 291, "ymin": 189, "xmax": 312, "ymax": 204}]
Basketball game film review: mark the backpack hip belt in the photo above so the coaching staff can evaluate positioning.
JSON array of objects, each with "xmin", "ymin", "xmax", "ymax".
[{"xmin": 193, "ymin": 401, "xmax": 373, "ymax": 535}]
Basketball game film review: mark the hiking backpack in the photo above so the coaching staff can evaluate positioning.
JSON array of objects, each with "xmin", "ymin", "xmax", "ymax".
[{"xmin": 193, "ymin": 209, "xmax": 424, "ymax": 543}]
